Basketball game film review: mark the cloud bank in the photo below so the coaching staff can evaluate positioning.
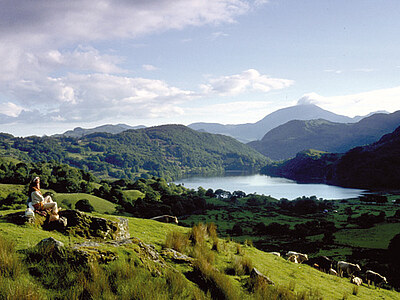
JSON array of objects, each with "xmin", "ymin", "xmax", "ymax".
[{"xmin": 0, "ymin": 0, "xmax": 285, "ymax": 131}]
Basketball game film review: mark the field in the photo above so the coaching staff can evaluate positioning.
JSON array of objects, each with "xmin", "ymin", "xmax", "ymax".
[{"xmin": 53, "ymin": 192, "xmax": 117, "ymax": 214}]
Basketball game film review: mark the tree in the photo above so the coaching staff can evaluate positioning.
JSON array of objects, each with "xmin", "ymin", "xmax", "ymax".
[{"xmin": 75, "ymin": 199, "xmax": 94, "ymax": 212}]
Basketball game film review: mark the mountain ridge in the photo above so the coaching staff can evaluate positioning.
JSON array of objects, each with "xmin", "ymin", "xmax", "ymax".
[
  {"xmin": 248, "ymin": 110, "xmax": 400, "ymax": 160},
  {"xmin": 189, "ymin": 104, "xmax": 366, "ymax": 143},
  {"xmin": 261, "ymin": 124, "xmax": 400, "ymax": 189}
]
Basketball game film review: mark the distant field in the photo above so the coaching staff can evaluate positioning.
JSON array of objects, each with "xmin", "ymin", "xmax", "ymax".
[
  {"xmin": 0, "ymin": 183, "xmax": 25, "ymax": 198},
  {"xmin": 54, "ymin": 193, "xmax": 117, "ymax": 214},
  {"xmin": 334, "ymin": 223, "xmax": 400, "ymax": 249}
]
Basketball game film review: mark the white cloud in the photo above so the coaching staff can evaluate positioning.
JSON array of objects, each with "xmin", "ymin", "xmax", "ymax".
[
  {"xmin": 142, "ymin": 64, "xmax": 158, "ymax": 71},
  {"xmin": 297, "ymin": 87, "xmax": 400, "ymax": 117},
  {"xmin": 0, "ymin": 0, "xmax": 251, "ymax": 48},
  {"xmin": 0, "ymin": 102, "xmax": 24, "ymax": 117},
  {"xmin": 200, "ymin": 69, "xmax": 294, "ymax": 96}
]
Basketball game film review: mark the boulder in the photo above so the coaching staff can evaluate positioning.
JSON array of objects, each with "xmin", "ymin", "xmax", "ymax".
[
  {"xmin": 162, "ymin": 248, "xmax": 194, "ymax": 263},
  {"xmin": 58, "ymin": 210, "xmax": 130, "ymax": 240},
  {"xmin": 249, "ymin": 268, "xmax": 275, "ymax": 286}
]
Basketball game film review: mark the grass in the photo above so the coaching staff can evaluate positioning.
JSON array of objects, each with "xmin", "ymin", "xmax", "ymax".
[
  {"xmin": 54, "ymin": 192, "xmax": 117, "ymax": 214},
  {"xmin": 123, "ymin": 189, "xmax": 145, "ymax": 202},
  {"xmin": 0, "ymin": 183, "xmax": 25, "ymax": 198},
  {"xmin": 334, "ymin": 223, "xmax": 400, "ymax": 249},
  {"xmin": 0, "ymin": 208, "xmax": 399, "ymax": 299}
]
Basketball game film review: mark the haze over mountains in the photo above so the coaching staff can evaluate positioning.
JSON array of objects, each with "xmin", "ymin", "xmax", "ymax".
[{"xmin": 188, "ymin": 104, "xmax": 369, "ymax": 143}]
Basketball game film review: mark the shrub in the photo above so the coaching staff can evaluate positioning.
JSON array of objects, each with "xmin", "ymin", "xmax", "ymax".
[
  {"xmin": 165, "ymin": 231, "xmax": 190, "ymax": 253},
  {"xmin": 190, "ymin": 223, "xmax": 208, "ymax": 245},
  {"xmin": 75, "ymin": 199, "xmax": 95, "ymax": 212},
  {"xmin": 227, "ymin": 256, "xmax": 253, "ymax": 276},
  {"xmin": 192, "ymin": 257, "xmax": 240, "ymax": 300}
]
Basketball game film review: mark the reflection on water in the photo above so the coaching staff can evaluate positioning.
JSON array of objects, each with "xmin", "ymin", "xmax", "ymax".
[{"xmin": 174, "ymin": 174, "xmax": 365, "ymax": 200}]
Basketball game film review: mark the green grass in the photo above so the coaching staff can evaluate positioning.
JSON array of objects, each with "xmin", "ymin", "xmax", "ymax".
[
  {"xmin": 123, "ymin": 189, "xmax": 145, "ymax": 201},
  {"xmin": 0, "ymin": 183, "xmax": 25, "ymax": 198},
  {"xmin": 334, "ymin": 223, "xmax": 400, "ymax": 249},
  {"xmin": 54, "ymin": 193, "xmax": 117, "ymax": 214},
  {"xmin": 0, "ymin": 208, "xmax": 399, "ymax": 299}
]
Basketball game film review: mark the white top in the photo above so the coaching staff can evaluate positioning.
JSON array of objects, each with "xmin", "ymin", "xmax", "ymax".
[{"xmin": 31, "ymin": 191, "xmax": 44, "ymax": 206}]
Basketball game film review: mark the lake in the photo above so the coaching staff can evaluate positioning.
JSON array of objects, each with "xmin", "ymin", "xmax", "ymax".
[{"xmin": 174, "ymin": 174, "xmax": 366, "ymax": 200}]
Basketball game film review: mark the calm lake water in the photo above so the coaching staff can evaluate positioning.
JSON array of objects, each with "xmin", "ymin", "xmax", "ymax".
[{"xmin": 174, "ymin": 174, "xmax": 366, "ymax": 200}]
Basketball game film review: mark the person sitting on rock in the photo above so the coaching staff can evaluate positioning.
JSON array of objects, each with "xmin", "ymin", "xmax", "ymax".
[{"xmin": 29, "ymin": 177, "xmax": 60, "ymax": 221}]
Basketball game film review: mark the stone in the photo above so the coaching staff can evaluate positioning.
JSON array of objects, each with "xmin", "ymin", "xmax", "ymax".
[
  {"xmin": 250, "ymin": 268, "xmax": 275, "ymax": 286},
  {"xmin": 162, "ymin": 248, "xmax": 194, "ymax": 263},
  {"xmin": 35, "ymin": 237, "xmax": 65, "ymax": 258},
  {"xmin": 58, "ymin": 210, "xmax": 130, "ymax": 240}
]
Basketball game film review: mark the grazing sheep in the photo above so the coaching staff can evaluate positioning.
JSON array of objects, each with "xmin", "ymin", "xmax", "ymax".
[
  {"xmin": 337, "ymin": 261, "xmax": 361, "ymax": 277},
  {"xmin": 329, "ymin": 268, "xmax": 338, "ymax": 276},
  {"xmin": 350, "ymin": 275, "xmax": 363, "ymax": 286},
  {"xmin": 366, "ymin": 270, "xmax": 387, "ymax": 289},
  {"xmin": 286, "ymin": 251, "xmax": 308, "ymax": 263}
]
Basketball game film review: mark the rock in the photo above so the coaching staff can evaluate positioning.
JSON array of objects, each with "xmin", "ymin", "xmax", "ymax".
[
  {"xmin": 35, "ymin": 237, "xmax": 66, "ymax": 259},
  {"xmin": 138, "ymin": 242, "xmax": 164, "ymax": 265},
  {"xmin": 58, "ymin": 210, "xmax": 130, "ymax": 240},
  {"xmin": 250, "ymin": 268, "xmax": 275, "ymax": 286},
  {"xmin": 162, "ymin": 248, "xmax": 194, "ymax": 263},
  {"xmin": 42, "ymin": 216, "xmax": 68, "ymax": 231}
]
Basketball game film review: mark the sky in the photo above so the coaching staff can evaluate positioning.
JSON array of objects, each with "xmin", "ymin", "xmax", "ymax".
[{"xmin": 1, "ymin": 0, "xmax": 400, "ymax": 137}]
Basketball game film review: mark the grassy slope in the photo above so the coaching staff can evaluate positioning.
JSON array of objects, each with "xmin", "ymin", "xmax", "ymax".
[
  {"xmin": 1, "ymin": 209, "xmax": 399, "ymax": 299},
  {"xmin": 54, "ymin": 193, "xmax": 117, "ymax": 214},
  {"xmin": 0, "ymin": 183, "xmax": 26, "ymax": 198}
]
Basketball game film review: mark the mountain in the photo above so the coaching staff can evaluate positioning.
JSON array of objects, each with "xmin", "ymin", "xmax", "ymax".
[
  {"xmin": 261, "ymin": 125, "xmax": 400, "ymax": 189},
  {"xmin": 54, "ymin": 123, "xmax": 146, "ymax": 137},
  {"xmin": 1, "ymin": 124, "xmax": 269, "ymax": 180},
  {"xmin": 248, "ymin": 111, "xmax": 400, "ymax": 160},
  {"xmin": 189, "ymin": 104, "xmax": 358, "ymax": 143}
]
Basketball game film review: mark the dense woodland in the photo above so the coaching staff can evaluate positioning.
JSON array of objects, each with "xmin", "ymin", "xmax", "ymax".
[{"xmin": 0, "ymin": 125, "xmax": 268, "ymax": 182}]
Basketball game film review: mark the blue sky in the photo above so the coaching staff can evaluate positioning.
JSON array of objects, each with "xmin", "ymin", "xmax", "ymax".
[{"xmin": 1, "ymin": 0, "xmax": 400, "ymax": 136}]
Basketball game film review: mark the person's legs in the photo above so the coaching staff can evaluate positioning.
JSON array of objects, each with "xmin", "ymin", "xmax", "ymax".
[
  {"xmin": 44, "ymin": 195, "xmax": 53, "ymax": 204},
  {"xmin": 43, "ymin": 201, "xmax": 58, "ymax": 214}
]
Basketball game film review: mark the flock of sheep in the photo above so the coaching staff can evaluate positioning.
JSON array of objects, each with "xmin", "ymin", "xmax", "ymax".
[{"xmin": 270, "ymin": 251, "xmax": 388, "ymax": 289}]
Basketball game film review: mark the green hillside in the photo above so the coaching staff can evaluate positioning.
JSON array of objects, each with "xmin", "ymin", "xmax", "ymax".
[
  {"xmin": 249, "ymin": 110, "xmax": 400, "ymax": 160},
  {"xmin": 261, "ymin": 125, "xmax": 400, "ymax": 189},
  {"xmin": 1, "ymin": 209, "xmax": 399, "ymax": 299},
  {"xmin": 0, "ymin": 124, "xmax": 269, "ymax": 181},
  {"xmin": 53, "ymin": 193, "xmax": 117, "ymax": 214}
]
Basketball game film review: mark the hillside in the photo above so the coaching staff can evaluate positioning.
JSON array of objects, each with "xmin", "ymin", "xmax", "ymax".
[
  {"xmin": 261, "ymin": 125, "xmax": 400, "ymax": 189},
  {"xmin": 189, "ymin": 104, "xmax": 360, "ymax": 143},
  {"xmin": 1, "ymin": 208, "xmax": 399, "ymax": 299},
  {"xmin": 53, "ymin": 123, "xmax": 146, "ymax": 138},
  {"xmin": 249, "ymin": 110, "xmax": 400, "ymax": 160},
  {"xmin": 0, "ymin": 124, "xmax": 269, "ymax": 180}
]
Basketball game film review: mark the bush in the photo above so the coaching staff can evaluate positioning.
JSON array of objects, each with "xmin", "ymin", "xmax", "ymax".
[
  {"xmin": 75, "ymin": 199, "xmax": 95, "ymax": 212},
  {"xmin": 165, "ymin": 231, "xmax": 190, "ymax": 253}
]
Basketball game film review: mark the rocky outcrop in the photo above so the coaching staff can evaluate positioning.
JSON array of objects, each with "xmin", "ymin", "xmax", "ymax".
[
  {"xmin": 4, "ymin": 209, "xmax": 129, "ymax": 241},
  {"xmin": 57, "ymin": 210, "xmax": 130, "ymax": 240}
]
